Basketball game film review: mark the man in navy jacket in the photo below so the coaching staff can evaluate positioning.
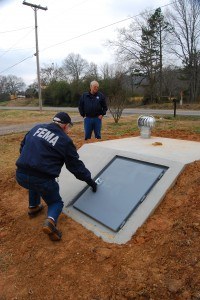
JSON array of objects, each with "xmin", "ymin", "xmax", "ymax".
[
  {"xmin": 79, "ymin": 80, "xmax": 108, "ymax": 140},
  {"xmin": 16, "ymin": 112, "xmax": 97, "ymax": 241}
]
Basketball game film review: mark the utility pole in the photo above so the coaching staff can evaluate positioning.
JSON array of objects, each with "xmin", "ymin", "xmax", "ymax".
[{"xmin": 22, "ymin": 1, "xmax": 47, "ymax": 111}]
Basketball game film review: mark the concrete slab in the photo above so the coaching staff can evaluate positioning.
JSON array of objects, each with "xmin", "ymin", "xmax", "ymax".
[
  {"xmin": 59, "ymin": 136, "xmax": 200, "ymax": 244},
  {"xmin": 94, "ymin": 136, "xmax": 200, "ymax": 164}
]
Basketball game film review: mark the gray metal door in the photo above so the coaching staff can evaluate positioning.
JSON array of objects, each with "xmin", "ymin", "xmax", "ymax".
[{"xmin": 73, "ymin": 156, "xmax": 168, "ymax": 232}]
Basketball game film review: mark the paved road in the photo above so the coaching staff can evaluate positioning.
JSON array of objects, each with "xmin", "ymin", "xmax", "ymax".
[
  {"xmin": 123, "ymin": 108, "xmax": 200, "ymax": 116},
  {"xmin": 0, "ymin": 116, "xmax": 83, "ymax": 136},
  {"xmin": 0, "ymin": 105, "xmax": 199, "ymax": 116},
  {"xmin": 0, "ymin": 106, "xmax": 199, "ymax": 136}
]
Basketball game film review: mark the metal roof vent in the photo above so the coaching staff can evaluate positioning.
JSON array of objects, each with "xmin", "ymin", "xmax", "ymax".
[{"xmin": 137, "ymin": 115, "xmax": 156, "ymax": 138}]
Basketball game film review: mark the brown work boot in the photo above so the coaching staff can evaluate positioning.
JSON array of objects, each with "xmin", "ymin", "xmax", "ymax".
[
  {"xmin": 42, "ymin": 218, "xmax": 62, "ymax": 241},
  {"xmin": 28, "ymin": 204, "xmax": 44, "ymax": 217}
]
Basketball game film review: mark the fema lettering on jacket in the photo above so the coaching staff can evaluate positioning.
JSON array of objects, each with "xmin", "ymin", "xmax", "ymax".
[{"xmin": 33, "ymin": 127, "xmax": 59, "ymax": 146}]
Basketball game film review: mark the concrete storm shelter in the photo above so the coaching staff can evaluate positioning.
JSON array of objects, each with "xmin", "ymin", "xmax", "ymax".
[{"xmin": 59, "ymin": 136, "xmax": 200, "ymax": 244}]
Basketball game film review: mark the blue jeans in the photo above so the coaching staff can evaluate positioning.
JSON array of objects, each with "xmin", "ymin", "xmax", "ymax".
[
  {"xmin": 84, "ymin": 117, "xmax": 102, "ymax": 140},
  {"xmin": 16, "ymin": 171, "xmax": 63, "ymax": 224}
]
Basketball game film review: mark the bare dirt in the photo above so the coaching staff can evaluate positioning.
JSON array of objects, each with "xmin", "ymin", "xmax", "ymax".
[{"xmin": 0, "ymin": 117, "xmax": 200, "ymax": 300}]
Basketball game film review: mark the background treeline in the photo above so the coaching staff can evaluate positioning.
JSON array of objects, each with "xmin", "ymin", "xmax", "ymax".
[{"xmin": 0, "ymin": 0, "xmax": 199, "ymax": 107}]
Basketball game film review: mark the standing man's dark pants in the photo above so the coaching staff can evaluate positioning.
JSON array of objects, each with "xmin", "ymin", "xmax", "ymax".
[{"xmin": 84, "ymin": 117, "xmax": 102, "ymax": 140}]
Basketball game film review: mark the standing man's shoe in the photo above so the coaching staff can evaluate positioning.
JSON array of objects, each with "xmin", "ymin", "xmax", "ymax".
[
  {"xmin": 28, "ymin": 204, "xmax": 44, "ymax": 217},
  {"xmin": 42, "ymin": 218, "xmax": 62, "ymax": 241}
]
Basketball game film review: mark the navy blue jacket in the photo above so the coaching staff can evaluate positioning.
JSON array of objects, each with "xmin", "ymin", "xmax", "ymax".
[
  {"xmin": 16, "ymin": 123, "xmax": 91, "ymax": 181},
  {"xmin": 79, "ymin": 91, "xmax": 108, "ymax": 118}
]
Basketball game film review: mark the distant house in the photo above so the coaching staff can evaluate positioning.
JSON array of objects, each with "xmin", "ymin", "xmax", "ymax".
[{"xmin": 10, "ymin": 94, "xmax": 25, "ymax": 100}]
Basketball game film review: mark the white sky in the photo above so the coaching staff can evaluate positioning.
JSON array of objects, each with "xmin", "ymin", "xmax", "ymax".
[{"xmin": 0, "ymin": 0, "xmax": 171, "ymax": 86}]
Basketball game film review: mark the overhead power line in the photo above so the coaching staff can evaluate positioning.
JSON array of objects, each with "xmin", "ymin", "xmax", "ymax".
[
  {"xmin": 0, "ymin": 55, "xmax": 34, "ymax": 74},
  {"xmin": 0, "ymin": 1, "xmax": 89, "ymax": 34},
  {"xmin": 41, "ymin": 1, "xmax": 176, "ymax": 53},
  {"xmin": 0, "ymin": 1, "xmax": 175, "ymax": 79},
  {"xmin": 0, "ymin": 28, "xmax": 35, "ymax": 58},
  {"xmin": 0, "ymin": 26, "xmax": 33, "ymax": 34}
]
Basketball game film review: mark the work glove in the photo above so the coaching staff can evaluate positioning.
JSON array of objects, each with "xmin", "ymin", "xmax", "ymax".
[{"xmin": 86, "ymin": 179, "xmax": 97, "ymax": 193}]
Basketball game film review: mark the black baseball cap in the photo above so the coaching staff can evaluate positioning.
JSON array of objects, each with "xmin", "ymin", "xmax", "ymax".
[{"xmin": 53, "ymin": 112, "xmax": 73, "ymax": 126}]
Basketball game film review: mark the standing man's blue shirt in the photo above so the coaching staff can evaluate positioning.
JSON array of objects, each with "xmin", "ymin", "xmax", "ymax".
[{"xmin": 79, "ymin": 91, "xmax": 107, "ymax": 118}]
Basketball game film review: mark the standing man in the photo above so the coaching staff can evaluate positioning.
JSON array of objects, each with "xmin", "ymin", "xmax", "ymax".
[
  {"xmin": 79, "ymin": 80, "xmax": 108, "ymax": 140},
  {"xmin": 15, "ymin": 112, "xmax": 97, "ymax": 241}
]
